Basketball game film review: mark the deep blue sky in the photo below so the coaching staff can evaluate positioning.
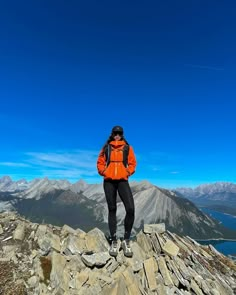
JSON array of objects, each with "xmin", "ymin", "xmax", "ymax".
[{"xmin": 0, "ymin": 0, "xmax": 235, "ymax": 188}]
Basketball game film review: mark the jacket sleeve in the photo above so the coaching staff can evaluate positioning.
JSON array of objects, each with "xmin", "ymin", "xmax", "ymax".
[
  {"xmin": 97, "ymin": 148, "xmax": 106, "ymax": 176},
  {"xmin": 127, "ymin": 146, "xmax": 136, "ymax": 176}
]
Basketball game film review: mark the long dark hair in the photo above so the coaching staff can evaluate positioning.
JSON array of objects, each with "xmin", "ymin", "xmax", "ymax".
[{"xmin": 104, "ymin": 133, "xmax": 129, "ymax": 147}]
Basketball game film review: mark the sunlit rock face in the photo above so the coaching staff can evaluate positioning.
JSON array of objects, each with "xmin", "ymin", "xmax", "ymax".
[{"xmin": 0, "ymin": 211, "xmax": 236, "ymax": 295}]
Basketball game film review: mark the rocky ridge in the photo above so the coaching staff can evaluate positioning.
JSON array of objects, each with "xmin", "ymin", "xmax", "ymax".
[{"xmin": 0, "ymin": 212, "xmax": 236, "ymax": 295}]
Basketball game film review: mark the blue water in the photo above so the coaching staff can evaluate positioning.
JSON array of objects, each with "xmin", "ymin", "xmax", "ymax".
[
  {"xmin": 199, "ymin": 208, "xmax": 236, "ymax": 256},
  {"xmin": 201, "ymin": 208, "xmax": 236, "ymax": 230}
]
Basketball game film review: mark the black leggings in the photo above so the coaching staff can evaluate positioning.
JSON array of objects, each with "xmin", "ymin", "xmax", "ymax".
[{"xmin": 103, "ymin": 180, "xmax": 135, "ymax": 240}]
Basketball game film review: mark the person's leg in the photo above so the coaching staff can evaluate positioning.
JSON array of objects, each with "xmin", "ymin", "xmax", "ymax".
[
  {"xmin": 103, "ymin": 180, "xmax": 118, "ymax": 240},
  {"xmin": 117, "ymin": 180, "xmax": 135, "ymax": 240}
]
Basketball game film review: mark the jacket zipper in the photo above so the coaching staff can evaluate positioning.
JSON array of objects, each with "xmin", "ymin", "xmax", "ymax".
[{"xmin": 115, "ymin": 162, "xmax": 117, "ymax": 177}]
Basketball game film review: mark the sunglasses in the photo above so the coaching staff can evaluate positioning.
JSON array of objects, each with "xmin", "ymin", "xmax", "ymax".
[{"xmin": 113, "ymin": 131, "xmax": 123, "ymax": 136}]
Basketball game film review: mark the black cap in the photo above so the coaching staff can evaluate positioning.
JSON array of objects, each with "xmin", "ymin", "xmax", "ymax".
[{"xmin": 112, "ymin": 126, "xmax": 124, "ymax": 133}]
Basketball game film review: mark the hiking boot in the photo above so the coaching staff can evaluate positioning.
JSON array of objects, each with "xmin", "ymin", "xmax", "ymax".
[
  {"xmin": 121, "ymin": 239, "xmax": 133, "ymax": 257},
  {"xmin": 109, "ymin": 240, "xmax": 119, "ymax": 257}
]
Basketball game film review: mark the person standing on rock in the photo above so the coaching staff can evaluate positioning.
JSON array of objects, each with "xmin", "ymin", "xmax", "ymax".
[{"xmin": 97, "ymin": 125, "xmax": 137, "ymax": 257}]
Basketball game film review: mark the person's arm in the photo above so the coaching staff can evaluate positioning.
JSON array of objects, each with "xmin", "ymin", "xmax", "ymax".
[
  {"xmin": 126, "ymin": 146, "xmax": 136, "ymax": 176},
  {"xmin": 97, "ymin": 148, "xmax": 106, "ymax": 176}
]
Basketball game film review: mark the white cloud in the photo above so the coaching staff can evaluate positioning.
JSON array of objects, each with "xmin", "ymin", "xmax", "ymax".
[
  {"xmin": 0, "ymin": 150, "xmax": 100, "ymax": 181},
  {"xmin": 0, "ymin": 162, "xmax": 30, "ymax": 167},
  {"xmin": 25, "ymin": 150, "xmax": 97, "ymax": 167},
  {"xmin": 23, "ymin": 150, "xmax": 99, "ymax": 180}
]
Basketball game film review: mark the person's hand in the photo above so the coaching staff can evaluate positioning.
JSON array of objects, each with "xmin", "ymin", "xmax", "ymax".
[{"xmin": 102, "ymin": 169, "xmax": 107, "ymax": 176}]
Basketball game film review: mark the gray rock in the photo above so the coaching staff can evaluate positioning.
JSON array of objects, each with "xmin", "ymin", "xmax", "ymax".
[
  {"xmin": 50, "ymin": 252, "xmax": 67, "ymax": 290},
  {"xmin": 143, "ymin": 256, "xmax": 158, "ymax": 291},
  {"xmin": 67, "ymin": 255, "xmax": 86, "ymax": 272},
  {"xmin": 85, "ymin": 227, "xmax": 110, "ymax": 252},
  {"xmin": 28, "ymin": 276, "xmax": 39, "ymax": 288},
  {"xmin": 0, "ymin": 224, "xmax": 3, "ymax": 235},
  {"xmin": 74, "ymin": 270, "xmax": 89, "ymax": 289},
  {"xmin": 162, "ymin": 239, "xmax": 179, "ymax": 257},
  {"xmin": 136, "ymin": 231, "xmax": 154, "ymax": 256},
  {"xmin": 143, "ymin": 223, "xmax": 166, "ymax": 234},
  {"xmin": 61, "ymin": 233, "xmax": 87, "ymax": 255},
  {"xmin": 35, "ymin": 224, "xmax": 47, "ymax": 241},
  {"xmin": 122, "ymin": 267, "xmax": 141, "ymax": 294},
  {"xmin": 61, "ymin": 224, "xmax": 77, "ymax": 236},
  {"xmin": 38, "ymin": 238, "xmax": 51, "ymax": 255},
  {"xmin": 81, "ymin": 251, "xmax": 110, "ymax": 267},
  {"xmin": 190, "ymin": 279, "xmax": 204, "ymax": 295},
  {"xmin": 157, "ymin": 256, "xmax": 174, "ymax": 287},
  {"xmin": 13, "ymin": 222, "xmax": 25, "ymax": 240}
]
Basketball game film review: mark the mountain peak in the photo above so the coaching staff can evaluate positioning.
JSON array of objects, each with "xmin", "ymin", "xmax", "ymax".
[
  {"xmin": 175, "ymin": 181, "xmax": 236, "ymax": 204},
  {"xmin": 0, "ymin": 175, "xmax": 12, "ymax": 183},
  {"xmin": 0, "ymin": 211, "xmax": 235, "ymax": 294},
  {"xmin": 0, "ymin": 176, "xmax": 26, "ymax": 192},
  {"xmin": 195, "ymin": 181, "xmax": 236, "ymax": 190}
]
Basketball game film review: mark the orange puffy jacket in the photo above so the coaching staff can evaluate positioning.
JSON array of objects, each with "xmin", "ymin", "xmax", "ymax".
[{"xmin": 97, "ymin": 140, "xmax": 136, "ymax": 180}]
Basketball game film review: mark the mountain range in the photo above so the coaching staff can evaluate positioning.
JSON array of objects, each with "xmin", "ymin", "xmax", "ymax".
[
  {"xmin": 175, "ymin": 182, "xmax": 236, "ymax": 214},
  {"xmin": 1, "ymin": 176, "xmax": 236, "ymax": 240}
]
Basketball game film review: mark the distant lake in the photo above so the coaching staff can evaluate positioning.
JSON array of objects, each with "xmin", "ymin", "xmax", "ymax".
[
  {"xmin": 201, "ymin": 208, "xmax": 236, "ymax": 230},
  {"xmin": 198, "ymin": 208, "xmax": 236, "ymax": 257}
]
